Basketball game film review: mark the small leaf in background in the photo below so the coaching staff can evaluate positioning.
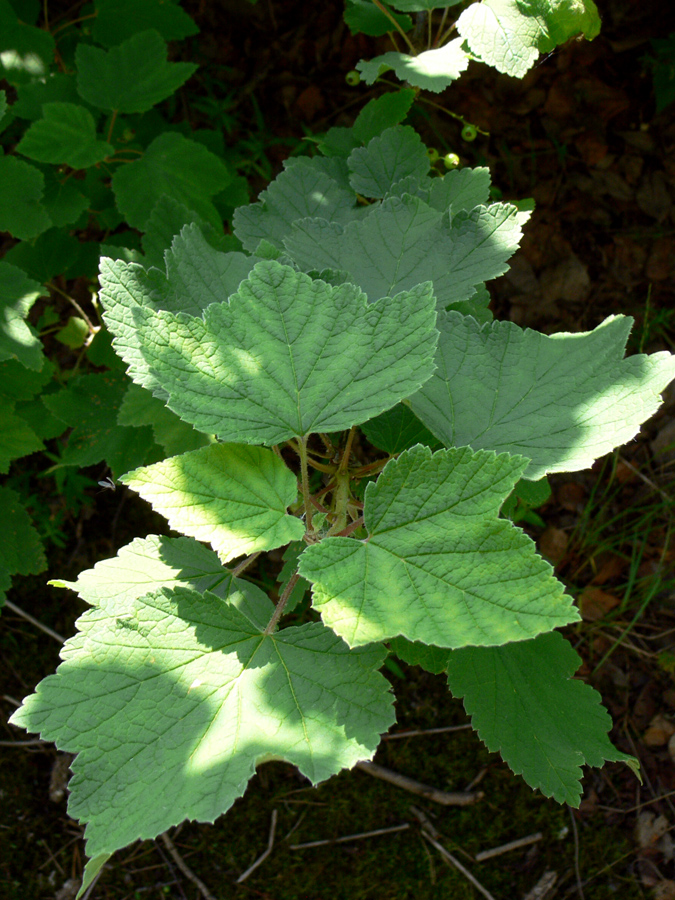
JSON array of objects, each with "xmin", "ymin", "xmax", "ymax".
[
  {"xmin": 0, "ymin": 155, "xmax": 51, "ymax": 239},
  {"xmin": 118, "ymin": 382, "xmax": 210, "ymax": 456},
  {"xmin": 93, "ymin": 0, "xmax": 199, "ymax": 48},
  {"xmin": 76, "ymin": 30, "xmax": 198, "ymax": 114},
  {"xmin": 352, "ymin": 89, "xmax": 416, "ymax": 145},
  {"xmin": 356, "ymin": 40, "xmax": 470, "ymax": 93},
  {"xmin": 445, "ymin": 631, "xmax": 639, "ymax": 805},
  {"xmin": 111, "ymin": 132, "xmax": 231, "ymax": 231},
  {"xmin": 17, "ymin": 102, "xmax": 113, "ymax": 168},
  {"xmin": 361, "ymin": 402, "xmax": 441, "ymax": 454},
  {"xmin": 0, "ymin": 485, "xmax": 46, "ymax": 607},
  {"xmin": 121, "ymin": 443, "xmax": 305, "ymax": 564},
  {"xmin": 0, "ymin": 260, "xmax": 44, "ymax": 369},
  {"xmin": 3, "ymin": 228, "xmax": 81, "ymax": 283},
  {"xmin": 55, "ymin": 316, "xmax": 89, "ymax": 349},
  {"xmin": 343, "ymin": 0, "xmax": 412, "ymax": 37},
  {"xmin": 0, "ymin": 9, "xmax": 55, "ymax": 85},
  {"xmin": 0, "ymin": 400, "xmax": 44, "ymax": 472}
]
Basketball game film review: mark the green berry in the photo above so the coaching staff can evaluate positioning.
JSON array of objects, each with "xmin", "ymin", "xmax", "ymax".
[
  {"xmin": 443, "ymin": 152, "xmax": 460, "ymax": 170},
  {"xmin": 345, "ymin": 70, "xmax": 361, "ymax": 86},
  {"xmin": 461, "ymin": 124, "xmax": 478, "ymax": 142},
  {"xmin": 426, "ymin": 147, "xmax": 439, "ymax": 164}
]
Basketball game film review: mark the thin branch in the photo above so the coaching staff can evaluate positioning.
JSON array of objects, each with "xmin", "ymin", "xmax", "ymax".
[
  {"xmin": 231, "ymin": 552, "xmax": 260, "ymax": 578},
  {"xmin": 383, "ymin": 724, "xmax": 472, "ymax": 741},
  {"xmin": 264, "ymin": 573, "xmax": 300, "ymax": 635},
  {"xmin": 475, "ymin": 832, "xmax": 543, "ymax": 862},
  {"xmin": 337, "ymin": 426, "xmax": 357, "ymax": 475},
  {"xmin": 160, "ymin": 832, "xmax": 217, "ymax": 900},
  {"xmin": 290, "ymin": 822, "xmax": 409, "ymax": 850},
  {"xmin": 333, "ymin": 516, "xmax": 364, "ymax": 537},
  {"xmin": 46, "ymin": 282, "xmax": 98, "ymax": 334},
  {"xmin": 298, "ymin": 435, "xmax": 314, "ymax": 534},
  {"xmin": 371, "ymin": 0, "xmax": 416, "ymax": 52},
  {"xmin": 618, "ymin": 455, "xmax": 672, "ymax": 503},
  {"xmin": 356, "ymin": 761, "xmax": 482, "ymax": 806},
  {"xmin": 421, "ymin": 830, "xmax": 498, "ymax": 900},
  {"xmin": 4, "ymin": 599, "xmax": 65, "ymax": 644},
  {"xmin": 568, "ymin": 806, "xmax": 585, "ymax": 900},
  {"xmin": 236, "ymin": 809, "xmax": 278, "ymax": 883}
]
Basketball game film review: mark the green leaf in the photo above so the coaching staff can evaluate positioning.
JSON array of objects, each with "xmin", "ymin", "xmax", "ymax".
[
  {"xmin": 3, "ymin": 228, "xmax": 80, "ymax": 282},
  {"xmin": 0, "ymin": 16, "xmax": 54, "ymax": 84},
  {"xmin": 428, "ymin": 167, "xmax": 492, "ymax": 214},
  {"xmin": 389, "ymin": 636, "xmax": 452, "ymax": 674},
  {"xmin": 10, "ymin": 583, "xmax": 394, "ymax": 861},
  {"xmin": 356, "ymin": 40, "xmax": 470, "ymax": 92},
  {"xmin": 121, "ymin": 443, "xmax": 305, "ymax": 564},
  {"xmin": 0, "ymin": 155, "xmax": 51, "ymax": 239},
  {"xmin": 51, "ymin": 534, "xmax": 257, "ymax": 613},
  {"xmin": 16, "ymin": 102, "xmax": 113, "ymax": 168},
  {"xmin": 352, "ymin": 89, "xmax": 416, "ymax": 145},
  {"xmin": 0, "ymin": 357, "xmax": 53, "ymax": 401},
  {"xmin": 409, "ymin": 313, "xmax": 675, "ymax": 480},
  {"xmin": 285, "ymin": 192, "xmax": 522, "ymax": 306},
  {"xmin": 348, "ymin": 125, "xmax": 430, "ymax": 199},
  {"xmin": 0, "ymin": 485, "xmax": 46, "ymax": 608},
  {"xmin": 12, "ymin": 73, "xmax": 83, "ymax": 120},
  {"xmin": 361, "ymin": 402, "xmax": 442, "ymax": 454},
  {"xmin": 142, "ymin": 195, "xmax": 232, "ymax": 269},
  {"xmin": 76, "ymin": 30, "xmax": 198, "ymax": 114},
  {"xmin": 344, "ymin": 0, "xmax": 413, "ymax": 37},
  {"xmin": 111, "ymin": 131, "xmax": 231, "ymax": 231},
  {"xmin": 299, "ymin": 445, "xmax": 578, "ymax": 648},
  {"xmin": 0, "ymin": 399, "xmax": 44, "ymax": 472},
  {"xmin": 118, "ymin": 382, "xmax": 210, "ymax": 456},
  {"xmin": 92, "ymin": 0, "xmax": 199, "ymax": 48},
  {"xmin": 42, "ymin": 370, "xmax": 161, "ymax": 477},
  {"xmin": 41, "ymin": 169, "xmax": 90, "ymax": 227},
  {"xmin": 457, "ymin": 0, "xmax": 601, "ymax": 79},
  {"xmin": 445, "ymin": 632, "xmax": 639, "ymax": 805},
  {"xmin": 56, "ymin": 316, "xmax": 89, "ymax": 349},
  {"xmin": 100, "ymin": 258, "xmax": 439, "ymax": 445},
  {"xmin": 390, "ymin": 0, "xmax": 462, "ymax": 9},
  {"xmin": 0, "ymin": 260, "xmax": 44, "ymax": 369},
  {"xmin": 233, "ymin": 157, "xmax": 357, "ymax": 253}
]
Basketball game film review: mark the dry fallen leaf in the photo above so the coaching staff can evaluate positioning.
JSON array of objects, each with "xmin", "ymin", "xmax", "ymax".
[
  {"xmin": 643, "ymin": 714, "xmax": 675, "ymax": 748},
  {"xmin": 636, "ymin": 811, "xmax": 670, "ymax": 849},
  {"xmin": 578, "ymin": 586, "xmax": 620, "ymax": 622}
]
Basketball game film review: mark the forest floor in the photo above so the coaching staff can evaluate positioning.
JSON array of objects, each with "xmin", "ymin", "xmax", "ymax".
[{"xmin": 3, "ymin": 0, "xmax": 675, "ymax": 898}]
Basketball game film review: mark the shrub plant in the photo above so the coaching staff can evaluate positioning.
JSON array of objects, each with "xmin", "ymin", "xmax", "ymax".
[{"xmin": 7, "ymin": 1, "xmax": 675, "ymax": 895}]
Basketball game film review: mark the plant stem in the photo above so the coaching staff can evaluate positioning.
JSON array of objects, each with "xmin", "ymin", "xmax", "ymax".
[
  {"xmin": 371, "ymin": 0, "xmax": 416, "ymax": 53},
  {"xmin": 298, "ymin": 435, "xmax": 314, "ymax": 534},
  {"xmin": 231, "ymin": 552, "xmax": 260, "ymax": 578},
  {"xmin": 434, "ymin": 7, "xmax": 450, "ymax": 48},
  {"xmin": 338, "ymin": 426, "xmax": 357, "ymax": 475},
  {"xmin": 106, "ymin": 108, "xmax": 118, "ymax": 144},
  {"xmin": 264, "ymin": 573, "xmax": 300, "ymax": 635}
]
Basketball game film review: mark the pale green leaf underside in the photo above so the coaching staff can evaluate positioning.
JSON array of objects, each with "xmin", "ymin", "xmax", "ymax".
[
  {"xmin": 348, "ymin": 125, "xmax": 429, "ymax": 199},
  {"xmin": 10, "ymin": 585, "xmax": 394, "ymax": 860},
  {"xmin": 285, "ymin": 195, "xmax": 522, "ymax": 306},
  {"xmin": 410, "ymin": 313, "xmax": 675, "ymax": 480},
  {"xmin": 445, "ymin": 631, "xmax": 638, "ymax": 805},
  {"xmin": 100, "ymin": 258, "xmax": 439, "ymax": 445},
  {"xmin": 121, "ymin": 444, "xmax": 305, "ymax": 564},
  {"xmin": 457, "ymin": 0, "xmax": 601, "ymax": 79},
  {"xmin": 299, "ymin": 445, "xmax": 578, "ymax": 648},
  {"xmin": 50, "ymin": 534, "xmax": 274, "ymax": 628},
  {"xmin": 356, "ymin": 40, "xmax": 470, "ymax": 92}
]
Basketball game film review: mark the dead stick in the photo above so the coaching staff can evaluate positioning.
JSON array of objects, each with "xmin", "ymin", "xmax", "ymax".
[
  {"xmin": 290, "ymin": 822, "xmax": 409, "ymax": 849},
  {"xmin": 383, "ymin": 724, "xmax": 472, "ymax": 740},
  {"xmin": 160, "ymin": 832, "xmax": 216, "ymax": 900},
  {"xmin": 356, "ymin": 761, "xmax": 482, "ymax": 806},
  {"xmin": 421, "ymin": 830, "xmax": 498, "ymax": 900},
  {"xmin": 475, "ymin": 832, "xmax": 543, "ymax": 862},
  {"xmin": 236, "ymin": 809, "xmax": 277, "ymax": 884}
]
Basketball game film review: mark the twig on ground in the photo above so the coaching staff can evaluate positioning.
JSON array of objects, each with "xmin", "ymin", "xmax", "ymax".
[
  {"xmin": 290, "ymin": 822, "xmax": 409, "ymax": 850},
  {"xmin": 475, "ymin": 832, "xmax": 543, "ymax": 861},
  {"xmin": 522, "ymin": 870, "xmax": 558, "ymax": 900},
  {"xmin": 160, "ymin": 832, "xmax": 216, "ymax": 900},
  {"xmin": 4, "ymin": 599, "xmax": 65, "ymax": 644},
  {"xmin": 0, "ymin": 738, "xmax": 49, "ymax": 746},
  {"xmin": 421, "ymin": 830, "xmax": 498, "ymax": 900},
  {"xmin": 356, "ymin": 761, "xmax": 482, "ymax": 806},
  {"xmin": 568, "ymin": 807, "xmax": 585, "ymax": 900},
  {"xmin": 382, "ymin": 724, "xmax": 472, "ymax": 740},
  {"xmin": 236, "ymin": 809, "xmax": 278, "ymax": 883}
]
